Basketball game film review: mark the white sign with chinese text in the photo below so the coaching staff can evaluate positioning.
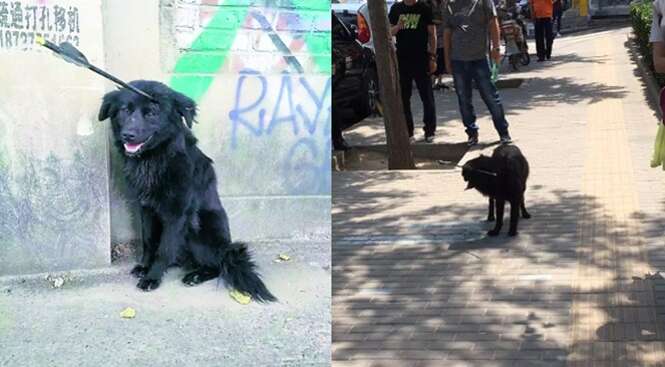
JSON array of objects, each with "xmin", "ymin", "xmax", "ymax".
[{"xmin": 0, "ymin": 1, "xmax": 80, "ymax": 50}]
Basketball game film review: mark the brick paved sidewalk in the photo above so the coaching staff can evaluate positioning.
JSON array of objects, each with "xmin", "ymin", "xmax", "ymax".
[{"xmin": 332, "ymin": 27, "xmax": 665, "ymax": 366}]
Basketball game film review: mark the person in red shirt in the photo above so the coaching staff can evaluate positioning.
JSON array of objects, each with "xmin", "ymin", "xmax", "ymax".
[{"xmin": 529, "ymin": 0, "xmax": 554, "ymax": 61}]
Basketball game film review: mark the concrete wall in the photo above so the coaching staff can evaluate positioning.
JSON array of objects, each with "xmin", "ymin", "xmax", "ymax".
[
  {"xmin": 107, "ymin": 0, "xmax": 331, "ymax": 244},
  {"xmin": 0, "ymin": 0, "xmax": 111, "ymax": 275},
  {"xmin": 0, "ymin": 0, "xmax": 331, "ymax": 275},
  {"xmin": 164, "ymin": 0, "xmax": 331, "ymax": 241}
]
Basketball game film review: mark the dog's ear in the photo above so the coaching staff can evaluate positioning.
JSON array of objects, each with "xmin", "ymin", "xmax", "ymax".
[
  {"xmin": 172, "ymin": 91, "xmax": 197, "ymax": 128},
  {"xmin": 98, "ymin": 91, "xmax": 120, "ymax": 121}
]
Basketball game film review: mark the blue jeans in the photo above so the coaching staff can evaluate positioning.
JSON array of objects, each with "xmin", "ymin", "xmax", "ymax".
[{"xmin": 451, "ymin": 59, "xmax": 509, "ymax": 137}]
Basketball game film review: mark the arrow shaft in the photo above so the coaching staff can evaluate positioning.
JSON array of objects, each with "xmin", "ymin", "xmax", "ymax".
[{"xmin": 87, "ymin": 65, "xmax": 156, "ymax": 101}]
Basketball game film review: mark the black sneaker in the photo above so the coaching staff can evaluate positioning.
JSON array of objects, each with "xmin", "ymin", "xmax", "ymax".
[
  {"xmin": 467, "ymin": 135, "xmax": 479, "ymax": 146},
  {"xmin": 423, "ymin": 134, "xmax": 435, "ymax": 143},
  {"xmin": 500, "ymin": 134, "xmax": 512, "ymax": 144}
]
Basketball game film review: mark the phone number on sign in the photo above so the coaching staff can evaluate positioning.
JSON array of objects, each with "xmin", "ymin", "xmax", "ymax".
[{"xmin": 0, "ymin": 30, "xmax": 79, "ymax": 49}]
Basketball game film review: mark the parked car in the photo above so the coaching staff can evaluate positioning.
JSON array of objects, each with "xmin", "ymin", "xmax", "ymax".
[
  {"xmin": 331, "ymin": 0, "xmax": 361, "ymax": 33},
  {"xmin": 332, "ymin": 11, "xmax": 380, "ymax": 150},
  {"xmin": 331, "ymin": 0, "xmax": 397, "ymax": 52},
  {"xmin": 356, "ymin": 1, "xmax": 397, "ymax": 51}
]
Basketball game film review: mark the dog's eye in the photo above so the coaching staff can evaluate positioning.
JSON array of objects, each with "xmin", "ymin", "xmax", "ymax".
[{"xmin": 145, "ymin": 110, "xmax": 157, "ymax": 118}]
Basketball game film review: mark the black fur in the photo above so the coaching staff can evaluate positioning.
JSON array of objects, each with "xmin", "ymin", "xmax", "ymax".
[
  {"xmin": 99, "ymin": 80, "xmax": 276, "ymax": 302},
  {"xmin": 462, "ymin": 144, "xmax": 531, "ymax": 237}
]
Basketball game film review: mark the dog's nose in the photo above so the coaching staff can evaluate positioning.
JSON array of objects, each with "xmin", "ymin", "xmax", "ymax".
[{"xmin": 122, "ymin": 132, "xmax": 137, "ymax": 142}]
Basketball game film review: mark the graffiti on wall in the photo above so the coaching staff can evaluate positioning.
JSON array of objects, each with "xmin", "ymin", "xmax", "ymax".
[
  {"xmin": 228, "ymin": 69, "xmax": 330, "ymax": 194},
  {"xmin": 170, "ymin": 0, "xmax": 330, "ymax": 101},
  {"xmin": 0, "ymin": 1, "xmax": 81, "ymax": 49},
  {"xmin": 168, "ymin": 0, "xmax": 331, "ymax": 196}
]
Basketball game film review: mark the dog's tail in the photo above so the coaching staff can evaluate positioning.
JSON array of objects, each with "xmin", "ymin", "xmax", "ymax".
[{"xmin": 219, "ymin": 242, "xmax": 277, "ymax": 303}]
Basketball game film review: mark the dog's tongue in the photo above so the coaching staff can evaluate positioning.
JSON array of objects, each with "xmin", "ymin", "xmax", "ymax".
[{"xmin": 124, "ymin": 142, "xmax": 144, "ymax": 153}]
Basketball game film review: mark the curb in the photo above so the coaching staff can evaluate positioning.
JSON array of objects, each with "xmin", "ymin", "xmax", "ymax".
[
  {"xmin": 0, "ymin": 266, "xmax": 129, "ymax": 286},
  {"xmin": 627, "ymin": 33, "xmax": 663, "ymax": 121}
]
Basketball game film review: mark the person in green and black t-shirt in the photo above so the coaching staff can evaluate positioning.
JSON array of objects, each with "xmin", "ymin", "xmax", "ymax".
[{"xmin": 389, "ymin": 0, "xmax": 438, "ymax": 143}]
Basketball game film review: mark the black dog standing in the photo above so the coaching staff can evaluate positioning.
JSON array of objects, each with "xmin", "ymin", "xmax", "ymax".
[
  {"xmin": 462, "ymin": 145, "xmax": 531, "ymax": 236},
  {"xmin": 99, "ymin": 80, "xmax": 275, "ymax": 302}
]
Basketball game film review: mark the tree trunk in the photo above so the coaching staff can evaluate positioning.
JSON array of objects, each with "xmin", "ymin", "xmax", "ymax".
[{"xmin": 367, "ymin": 0, "xmax": 415, "ymax": 170}]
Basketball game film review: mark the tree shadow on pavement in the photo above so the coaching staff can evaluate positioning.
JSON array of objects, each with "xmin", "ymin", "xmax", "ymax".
[
  {"xmin": 332, "ymin": 178, "xmax": 665, "ymax": 366},
  {"xmin": 517, "ymin": 52, "xmax": 610, "ymax": 73},
  {"xmin": 625, "ymin": 37, "xmax": 662, "ymax": 121}
]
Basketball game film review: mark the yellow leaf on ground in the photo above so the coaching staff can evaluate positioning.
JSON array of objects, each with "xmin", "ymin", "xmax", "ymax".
[
  {"xmin": 120, "ymin": 307, "xmax": 136, "ymax": 319},
  {"xmin": 229, "ymin": 290, "xmax": 252, "ymax": 305},
  {"xmin": 276, "ymin": 254, "xmax": 291, "ymax": 262}
]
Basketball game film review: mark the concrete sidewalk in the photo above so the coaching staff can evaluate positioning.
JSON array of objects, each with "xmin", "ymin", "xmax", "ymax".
[
  {"xmin": 333, "ymin": 27, "xmax": 665, "ymax": 366},
  {"xmin": 0, "ymin": 239, "xmax": 330, "ymax": 367}
]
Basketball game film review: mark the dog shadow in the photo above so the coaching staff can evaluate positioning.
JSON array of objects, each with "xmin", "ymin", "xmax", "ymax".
[{"xmin": 448, "ymin": 223, "xmax": 522, "ymax": 253}]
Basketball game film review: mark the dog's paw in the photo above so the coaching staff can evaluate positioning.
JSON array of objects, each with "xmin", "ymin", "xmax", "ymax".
[
  {"xmin": 522, "ymin": 213, "xmax": 531, "ymax": 219},
  {"xmin": 487, "ymin": 216, "xmax": 496, "ymax": 222},
  {"xmin": 182, "ymin": 272, "xmax": 203, "ymax": 287},
  {"xmin": 508, "ymin": 230, "xmax": 518, "ymax": 236},
  {"xmin": 137, "ymin": 278, "xmax": 161, "ymax": 291},
  {"xmin": 487, "ymin": 229, "xmax": 501, "ymax": 237},
  {"xmin": 130, "ymin": 265, "xmax": 148, "ymax": 279}
]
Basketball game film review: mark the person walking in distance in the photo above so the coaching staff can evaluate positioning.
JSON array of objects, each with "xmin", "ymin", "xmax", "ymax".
[
  {"xmin": 389, "ymin": 0, "xmax": 438, "ymax": 143},
  {"xmin": 442, "ymin": 0, "xmax": 513, "ymax": 146},
  {"xmin": 530, "ymin": 0, "xmax": 554, "ymax": 61}
]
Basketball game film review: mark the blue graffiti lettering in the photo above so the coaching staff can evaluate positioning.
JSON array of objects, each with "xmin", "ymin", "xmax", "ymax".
[
  {"xmin": 228, "ymin": 69, "xmax": 267, "ymax": 149},
  {"xmin": 227, "ymin": 68, "xmax": 331, "ymax": 194},
  {"xmin": 228, "ymin": 68, "xmax": 331, "ymax": 147},
  {"xmin": 266, "ymin": 73, "xmax": 299, "ymax": 136},
  {"xmin": 297, "ymin": 76, "xmax": 331, "ymax": 135}
]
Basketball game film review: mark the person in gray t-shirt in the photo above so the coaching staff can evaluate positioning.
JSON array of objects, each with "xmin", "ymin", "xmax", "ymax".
[
  {"xmin": 443, "ymin": 0, "xmax": 513, "ymax": 146},
  {"xmin": 651, "ymin": 0, "xmax": 665, "ymax": 73}
]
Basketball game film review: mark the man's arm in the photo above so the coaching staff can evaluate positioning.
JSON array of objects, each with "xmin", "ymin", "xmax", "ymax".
[
  {"xmin": 529, "ymin": 0, "xmax": 536, "ymax": 20},
  {"xmin": 443, "ymin": 28, "xmax": 452, "ymax": 72},
  {"xmin": 654, "ymin": 42, "xmax": 665, "ymax": 73},
  {"xmin": 489, "ymin": 16, "xmax": 501, "ymax": 64},
  {"xmin": 390, "ymin": 19, "xmax": 404, "ymax": 36},
  {"xmin": 388, "ymin": 8, "xmax": 402, "ymax": 36},
  {"xmin": 428, "ymin": 24, "xmax": 437, "ymax": 55},
  {"xmin": 427, "ymin": 24, "xmax": 437, "ymax": 74}
]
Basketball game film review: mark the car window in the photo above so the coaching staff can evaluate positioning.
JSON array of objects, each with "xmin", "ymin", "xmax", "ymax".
[{"xmin": 332, "ymin": 12, "xmax": 352, "ymax": 41}]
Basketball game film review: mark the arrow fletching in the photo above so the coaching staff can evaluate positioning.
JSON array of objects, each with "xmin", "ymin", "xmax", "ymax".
[{"xmin": 36, "ymin": 37, "xmax": 157, "ymax": 102}]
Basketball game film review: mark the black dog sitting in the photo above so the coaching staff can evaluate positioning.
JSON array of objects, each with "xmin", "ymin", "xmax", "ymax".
[
  {"xmin": 98, "ymin": 80, "xmax": 275, "ymax": 302},
  {"xmin": 462, "ymin": 144, "xmax": 531, "ymax": 236}
]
